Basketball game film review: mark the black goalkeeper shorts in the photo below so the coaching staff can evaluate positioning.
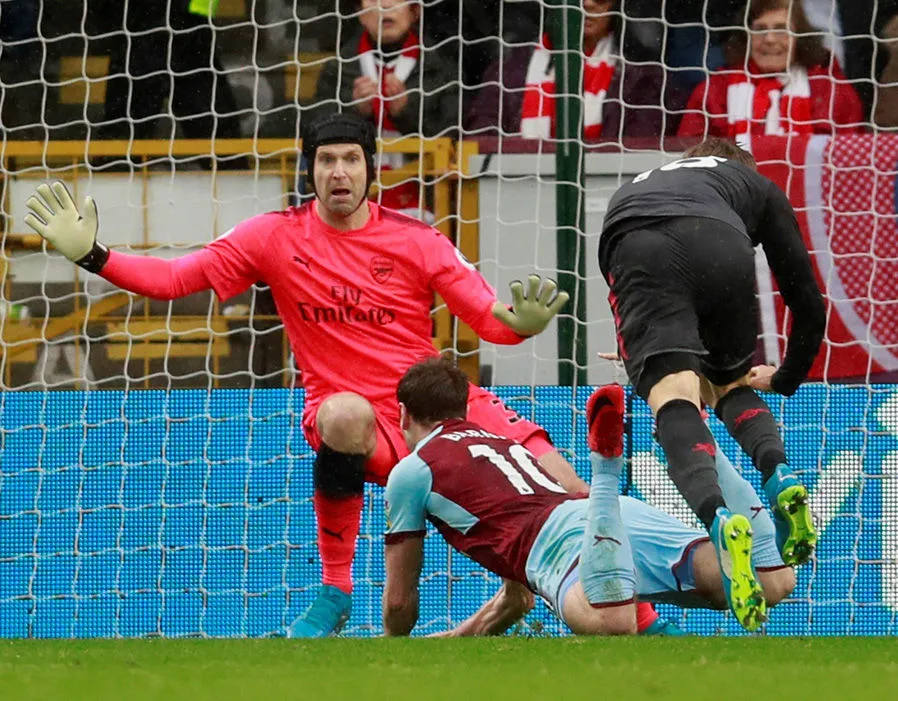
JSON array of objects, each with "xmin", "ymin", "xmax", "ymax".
[{"xmin": 603, "ymin": 216, "xmax": 759, "ymax": 400}]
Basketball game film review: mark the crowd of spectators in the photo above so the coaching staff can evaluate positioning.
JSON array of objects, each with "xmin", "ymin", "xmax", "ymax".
[
  {"xmin": 4, "ymin": 0, "xmax": 898, "ymax": 142},
  {"xmin": 2, "ymin": 0, "xmax": 896, "ymax": 388},
  {"xmin": 467, "ymin": 0, "xmax": 686, "ymax": 141},
  {"xmin": 676, "ymin": 0, "xmax": 864, "ymax": 139}
]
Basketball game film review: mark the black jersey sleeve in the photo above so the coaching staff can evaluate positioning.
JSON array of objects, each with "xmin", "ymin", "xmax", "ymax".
[{"xmin": 757, "ymin": 182, "xmax": 827, "ymax": 396}]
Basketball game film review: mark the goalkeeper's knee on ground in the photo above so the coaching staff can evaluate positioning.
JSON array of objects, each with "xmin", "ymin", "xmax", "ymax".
[{"xmin": 314, "ymin": 444, "xmax": 366, "ymax": 499}]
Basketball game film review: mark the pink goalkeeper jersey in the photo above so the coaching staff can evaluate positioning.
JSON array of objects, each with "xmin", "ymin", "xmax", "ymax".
[{"xmin": 185, "ymin": 201, "xmax": 523, "ymax": 420}]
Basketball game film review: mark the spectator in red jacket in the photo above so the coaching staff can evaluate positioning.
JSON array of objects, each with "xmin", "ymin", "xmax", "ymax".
[
  {"xmin": 466, "ymin": 0, "xmax": 685, "ymax": 141},
  {"xmin": 678, "ymin": 0, "xmax": 864, "ymax": 141}
]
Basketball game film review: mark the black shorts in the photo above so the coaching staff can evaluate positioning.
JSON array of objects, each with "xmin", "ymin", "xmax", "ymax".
[{"xmin": 603, "ymin": 216, "xmax": 759, "ymax": 399}]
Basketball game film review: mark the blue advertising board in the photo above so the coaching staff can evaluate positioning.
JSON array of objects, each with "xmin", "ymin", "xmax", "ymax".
[{"xmin": 1, "ymin": 385, "xmax": 895, "ymax": 637}]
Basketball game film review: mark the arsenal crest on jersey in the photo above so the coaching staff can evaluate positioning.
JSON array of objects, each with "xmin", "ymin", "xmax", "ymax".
[{"xmin": 370, "ymin": 256, "xmax": 394, "ymax": 284}]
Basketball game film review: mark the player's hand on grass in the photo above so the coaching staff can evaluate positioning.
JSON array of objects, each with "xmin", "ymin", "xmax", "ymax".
[
  {"xmin": 23, "ymin": 181, "xmax": 107, "ymax": 271},
  {"xmin": 492, "ymin": 275, "xmax": 569, "ymax": 336},
  {"xmin": 748, "ymin": 364, "xmax": 777, "ymax": 392}
]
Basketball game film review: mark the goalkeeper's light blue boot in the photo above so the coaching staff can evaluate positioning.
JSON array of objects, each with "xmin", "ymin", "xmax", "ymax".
[
  {"xmin": 710, "ymin": 507, "xmax": 767, "ymax": 632},
  {"xmin": 764, "ymin": 465, "xmax": 817, "ymax": 567},
  {"xmin": 287, "ymin": 585, "xmax": 352, "ymax": 638},
  {"xmin": 639, "ymin": 617, "xmax": 689, "ymax": 636}
]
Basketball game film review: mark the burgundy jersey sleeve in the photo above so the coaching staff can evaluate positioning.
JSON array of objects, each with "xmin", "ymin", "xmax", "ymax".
[{"xmin": 384, "ymin": 454, "xmax": 433, "ymax": 544}]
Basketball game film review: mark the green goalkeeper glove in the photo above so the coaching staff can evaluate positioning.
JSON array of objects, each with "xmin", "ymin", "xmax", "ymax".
[
  {"xmin": 492, "ymin": 275, "xmax": 570, "ymax": 336},
  {"xmin": 23, "ymin": 181, "xmax": 110, "ymax": 273}
]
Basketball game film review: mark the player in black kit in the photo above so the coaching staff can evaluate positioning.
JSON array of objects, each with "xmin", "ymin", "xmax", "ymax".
[{"xmin": 599, "ymin": 138, "xmax": 826, "ymax": 631}]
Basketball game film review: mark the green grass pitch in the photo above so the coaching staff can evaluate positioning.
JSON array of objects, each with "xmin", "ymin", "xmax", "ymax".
[{"xmin": 1, "ymin": 638, "xmax": 896, "ymax": 701}]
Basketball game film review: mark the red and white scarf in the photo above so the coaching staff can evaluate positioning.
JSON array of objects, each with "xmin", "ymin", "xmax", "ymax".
[
  {"xmin": 358, "ymin": 32, "xmax": 419, "ymax": 145},
  {"xmin": 358, "ymin": 32, "xmax": 423, "ymax": 215},
  {"xmin": 726, "ymin": 62, "xmax": 812, "ymax": 145},
  {"xmin": 520, "ymin": 34, "xmax": 616, "ymax": 140}
]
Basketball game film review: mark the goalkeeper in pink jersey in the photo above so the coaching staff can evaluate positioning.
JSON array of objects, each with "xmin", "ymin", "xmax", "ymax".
[{"xmin": 23, "ymin": 112, "xmax": 677, "ymax": 638}]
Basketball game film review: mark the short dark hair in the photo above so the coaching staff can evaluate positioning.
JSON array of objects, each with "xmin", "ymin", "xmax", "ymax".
[
  {"xmin": 397, "ymin": 357, "xmax": 469, "ymax": 425},
  {"xmin": 683, "ymin": 137, "xmax": 757, "ymax": 170},
  {"xmin": 725, "ymin": 0, "xmax": 830, "ymax": 70}
]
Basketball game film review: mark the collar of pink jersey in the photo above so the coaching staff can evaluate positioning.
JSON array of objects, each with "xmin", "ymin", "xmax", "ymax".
[{"xmin": 311, "ymin": 198, "xmax": 380, "ymax": 236}]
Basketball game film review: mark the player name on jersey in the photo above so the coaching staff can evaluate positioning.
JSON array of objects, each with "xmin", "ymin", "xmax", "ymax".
[{"xmin": 439, "ymin": 428, "xmax": 506, "ymax": 442}]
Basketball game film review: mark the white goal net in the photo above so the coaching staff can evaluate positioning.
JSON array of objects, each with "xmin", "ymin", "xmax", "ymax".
[{"xmin": 0, "ymin": 0, "xmax": 895, "ymax": 637}]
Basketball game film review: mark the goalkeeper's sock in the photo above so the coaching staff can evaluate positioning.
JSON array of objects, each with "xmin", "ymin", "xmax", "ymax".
[
  {"xmin": 635, "ymin": 602, "xmax": 660, "ymax": 632},
  {"xmin": 314, "ymin": 491, "xmax": 363, "ymax": 594},
  {"xmin": 715, "ymin": 386, "xmax": 786, "ymax": 484}
]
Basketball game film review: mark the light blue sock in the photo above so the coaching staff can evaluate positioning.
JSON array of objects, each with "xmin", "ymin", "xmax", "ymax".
[
  {"xmin": 580, "ymin": 453, "xmax": 636, "ymax": 605},
  {"xmin": 714, "ymin": 442, "xmax": 783, "ymax": 569}
]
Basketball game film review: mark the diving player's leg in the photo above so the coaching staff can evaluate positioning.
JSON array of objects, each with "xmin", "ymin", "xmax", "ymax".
[
  {"xmin": 288, "ymin": 392, "xmax": 390, "ymax": 638},
  {"xmin": 621, "ymin": 496, "xmax": 777, "ymax": 629},
  {"xmin": 564, "ymin": 384, "xmax": 637, "ymax": 635},
  {"xmin": 541, "ymin": 480, "xmax": 776, "ymax": 631},
  {"xmin": 619, "ymin": 496, "xmax": 717, "ymax": 607},
  {"xmin": 689, "ymin": 541, "xmax": 795, "ymax": 610},
  {"xmin": 710, "ymin": 440, "xmax": 784, "ymax": 571},
  {"xmin": 559, "ymin": 495, "xmax": 760, "ymax": 631},
  {"xmin": 470, "ymin": 383, "xmax": 682, "ymax": 634}
]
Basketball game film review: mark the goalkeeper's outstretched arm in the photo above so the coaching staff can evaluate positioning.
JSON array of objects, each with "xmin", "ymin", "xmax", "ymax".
[
  {"xmin": 24, "ymin": 181, "xmax": 221, "ymax": 301},
  {"xmin": 426, "ymin": 228, "xmax": 569, "ymax": 343}
]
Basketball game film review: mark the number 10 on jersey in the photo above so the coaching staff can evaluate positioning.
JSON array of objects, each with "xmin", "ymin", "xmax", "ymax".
[{"xmin": 468, "ymin": 444, "xmax": 567, "ymax": 495}]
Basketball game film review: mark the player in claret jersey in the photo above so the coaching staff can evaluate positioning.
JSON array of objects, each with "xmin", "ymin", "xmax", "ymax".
[
  {"xmin": 382, "ymin": 358, "xmax": 795, "ymax": 636},
  {"xmin": 23, "ymin": 113, "xmax": 681, "ymax": 638}
]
